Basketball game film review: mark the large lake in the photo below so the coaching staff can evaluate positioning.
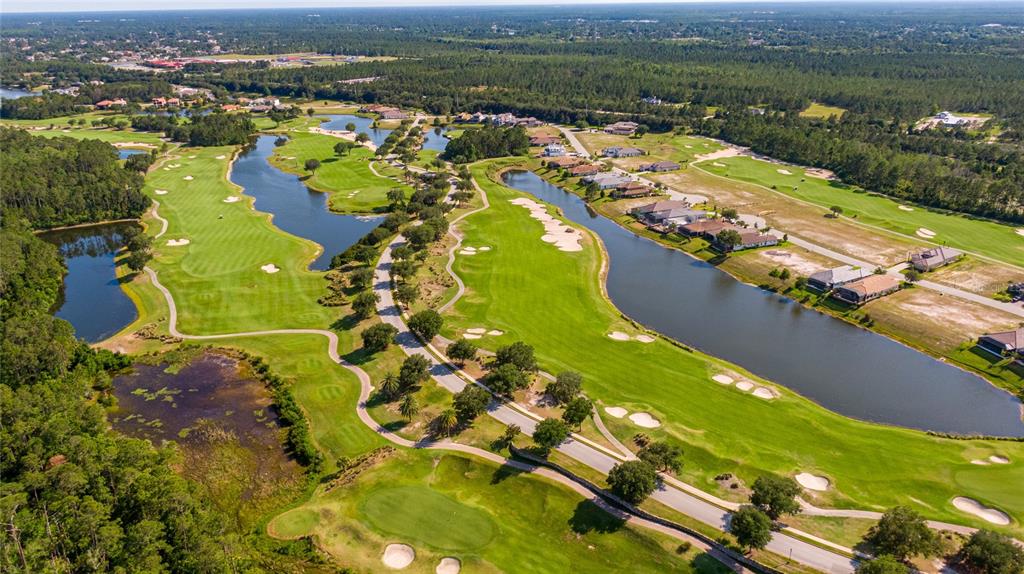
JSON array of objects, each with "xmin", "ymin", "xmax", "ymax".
[
  {"xmin": 502, "ymin": 170, "xmax": 1024, "ymax": 436},
  {"xmin": 42, "ymin": 224, "xmax": 139, "ymax": 343},
  {"xmin": 229, "ymin": 135, "xmax": 381, "ymax": 270}
]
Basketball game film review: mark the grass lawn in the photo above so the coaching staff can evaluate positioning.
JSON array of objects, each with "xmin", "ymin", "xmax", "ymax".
[
  {"xmin": 577, "ymin": 130, "xmax": 724, "ymax": 168},
  {"xmin": 699, "ymin": 156, "xmax": 1024, "ymax": 267},
  {"xmin": 268, "ymin": 449, "xmax": 718, "ymax": 573},
  {"xmin": 268, "ymin": 130, "xmax": 411, "ymax": 213},
  {"xmin": 2, "ymin": 113, "xmax": 167, "ymax": 145},
  {"xmin": 799, "ymin": 103, "xmax": 847, "ymax": 119},
  {"xmin": 443, "ymin": 159, "xmax": 1023, "ymax": 536}
]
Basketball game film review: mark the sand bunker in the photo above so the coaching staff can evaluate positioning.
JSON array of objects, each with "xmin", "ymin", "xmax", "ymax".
[
  {"xmin": 215, "ymin": 154, "xmax": 227, "ymax": 160},
  {"xmin": 183, "ymin": 175, "xmax": 194, "ymax": 181},
  {"xmin": 478, "ymin": 246, "xmax": 491, "ymax": 251},
  {"xmin": 916, "ymin": 228, "xmax": 936, "ymax": 239},
  {"xmin": 608, "ymin": 331, "xmax": 631, "ymax": 341},
  {"xmin": 165, "ymin": 238, "xmax": 190, "ymax": 246},
  {"xmin": 487, "ymin": 329, "xmax": 504, "ymax": 336},
  {"xmin": 436, "ymin": 557, "xmax": 461, "ymax": 574},
  {"xmin": 382, "ymin": 544, "xmax": 415, "ymax": 569},
  {"xmin": 795, "ymin": 473, "xmax": 830, "ymax": 492},
  {"xmin": 169, "ymin": 163, "xmax": 181, "ymax": 168},
  {"xmin": 510, "ymin": 197, "xmax": 583, "ymax": 252},
  {"xmin": 154, "ymin": 189, "xmax": 169, "ymax": 195},
  {"xmin": 466, "ymin": 328, "xmax": 487, "ymax": 334},
  {"xmin": 712, "ymin": 162, "xmax": 727, "ymax": 167},
  {"xmin": 989, "ymin": 455, "xmax": 1010, "ymax": 464},
  {"xmin": 629, "ymin": 412, "xmax": 661, "ymax": 428},
  {"xmin": 1016, "ymin": 229, "xmax": 1024, "ymax": 237},
  {"xmin": 458, "ymin": 250, "xmax": 476, "ymax": 255},
  {"xmin": 260, "ymin": 263, "xmax": 280, "ymax": 274},
  {"xmin": 712, "ymin": 374, "xmax": 734, "ymax": 385},
  {"xmin": 752, "ymin": 387, "xmax": 777, "ymax": 400},
  {"xmin": 898, "ymin": 205, "xmax": 915, "ymax": 212},
  {"xmin": 634, "ymin": 334, "xmax": 655, "ymax": 343},
  {"xmin": 604, "ymin": 406, "xmax": 628, "ymax": 418},
  {"xmin": 736, "ymin": 381, "xmax": 754, "ymax": 392},
  {"xmin": 223, "ymin": 196, "xmax": 241, "ymax": 203},
  {"xmin": 695, "ymin": 147, "xmax": 744, "ymax": 162},
  {"xmin": 462, "ymin": 333, "xmax": 481, "ymax": 340},
  {"xmin": 952, "ymin": 497, "xmax": 1010, "ymax": 525},
  {"xmin": 777, "ymin": 169, "xmax": 793, "ymax": 175}
]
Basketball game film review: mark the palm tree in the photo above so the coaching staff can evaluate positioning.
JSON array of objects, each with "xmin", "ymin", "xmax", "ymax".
[
  {"xmin": 437, "ymin": 408, "xmax": 458, "ymax": 436},
  {"xmin": 400, "ymin": 395, "xmax": 419, "ymax": 421},
  {"xmin": 379, "ymin": 373, "xmax": 400, "ymax": 400}
]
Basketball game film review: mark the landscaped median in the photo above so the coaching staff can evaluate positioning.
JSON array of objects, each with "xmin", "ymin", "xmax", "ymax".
[{"xmin": 440, "ymin": 158, "xmax": 1023, "ymax": 537}]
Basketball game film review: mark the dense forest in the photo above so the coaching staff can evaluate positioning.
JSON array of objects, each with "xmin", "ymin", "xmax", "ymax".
[{"xmin": 443, "ymin": 126, "xmax": 529, "ymax": 164}]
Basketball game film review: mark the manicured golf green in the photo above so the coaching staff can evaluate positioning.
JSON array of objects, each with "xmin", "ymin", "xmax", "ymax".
[
  {"xmin": 700, "ymin": 156, "xmax": 1024, "ymax": 267},
  {"xmin": 269, "ymin": 449, "xmax": 711, "ymax": 573},
  {"xmin": 359, "ymin": 485, "xmax": 497, "ymax": 550},
  {"xmin": 445, "ymin": 159, "xmax": 1023, "ymax": 535},
  {"xmin": 268, "ymin": 130, "xmax": 411, "ymax": 213}
]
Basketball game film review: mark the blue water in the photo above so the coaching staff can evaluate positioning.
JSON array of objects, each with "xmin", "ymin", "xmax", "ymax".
[
  {"xmin": 118, "ymin": 149, "xmax": 147, "ymax": 160},
  {"xmin": 320, "ymin": 114, "xmax": 393, "ymax": 148},
  {"xmin": 502, "ymin": 170, "xmax": 1024, "ymax": 436},
  {"xmin": 42, "ymin": 224, "xmax": 139, "ymax": 343},
  {"xmin": 421, "ymin": 126, "xmax": 452, "ymax": 152},
  {"xmin": 0, "ymin": 87, "xmax": 34, "ymax": 100},
  {"xmin": 230, "ymin": 135, "xmax": 382, "ymax": 270}
]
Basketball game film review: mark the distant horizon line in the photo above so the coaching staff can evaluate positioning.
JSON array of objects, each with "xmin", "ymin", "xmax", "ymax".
[{"xmin": 4, "ymin": 0, "xmax": 1021, "ymax": 16}]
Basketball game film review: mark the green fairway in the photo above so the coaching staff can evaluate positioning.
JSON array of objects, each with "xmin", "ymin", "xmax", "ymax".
[
  {"xmin": 269, "ymin": 129, "xmax": 411, "ymax": 213},
  {"xmin": 577, "ymin": 130, "xmax": 724, "ymax": 165},
  {"xmin": 699, "ymin": 156, "xmax": 1024, "ymax": 266},
  {"xmin": 360, "ymin": 485, "xmax": 497, "ymax": 550},
  {"xmin": 269, "ymin": 450, "xmax": 711, "ymax": 573},
  {"xmin": 444, "ymin": 159, "xmax": 1023, "ymax": 534}
]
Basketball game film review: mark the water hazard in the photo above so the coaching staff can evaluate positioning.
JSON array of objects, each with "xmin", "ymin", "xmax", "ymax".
[{"xmin": 502, "ymin": 170, "xmax": 1024, "ymax": 436}]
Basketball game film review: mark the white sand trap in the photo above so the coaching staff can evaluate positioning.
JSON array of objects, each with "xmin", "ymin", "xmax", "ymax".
[
  {"xmin": 215, "ymin": 154, "xmax": 227, "ymax": 160},
  {"xmin": 458, "ymin": 250, "xmax": 476, "ymax": 255},
  {"xmin": 165, "ymin": 238, "xmax": 190, "ymax": 246},
  {"xmin": 187, "ymin": 155, "xmax": 196, "ymax": 159},
  {"xmin": 162, "ymin": 167, "xmax": 170, "ymax": 171},
  {"xmin": 777, "ymin": 169, "xmax": 793, "ymax": 175},
  {"xmin": 436, "ymin": 557, "xmax": 461, "ymax": 574},
  {"xmin": 462, "ymin": 247, "xmax": 477, "ymax": 252},
  {"xmin": 462, "ymin": 333, "xmax": 481, "ymax": 340},
  {"xmin": 990, "ymin": 455, "xmax": 1010, "ymax": 464},
  {"xmin": 487, "ymin": 330, "xmax": 504, "ymax": 336},
  {"xmin": 634, "ymin": 334, "xmax": 655, "ymax": 343},
  {"xmin": 510, "ymin": 197, "xmax": 583, "ymax": 252},
  {"xmin": 916, "ymin": 227, "xmax": 936, "ymax": 239},
  {"xmin": 712, "ymin": 162, "xmax": 727, "ymax": 167},
  {"xmin": 478, "ymin": 246, "xmax": 491, "ymax": 251},
  {"xmin": 382, "ymin": 544, "xmax": 415, "ymax": 569},
  {"xmin": 154, "ymin": 189, "xmax": 169, "ymax": 195},
  {"xmin": 168, "ymin": 163, "xmax": 181, "ymax": 168},
  {"xmin": 752, "ymin": 387, "xmax": 777, "ymax": 400},
  {"xmin": 260, "ymin": 263, "xmax": 280, "ymax": 274},
  {"xmin": 1016, "ymin": 229, "xmax": 1024, "ymax": 237},
  {"xmin": 712, "ymin": 374, "xmax": 734, "ymax": 385},
  {"xmin": 684, "ymin": 144, "xmax": 693, "ymax": 149},
  {"xmin": 223, "ymin": 196, "xmax": 241, "ymax": 203},
  {"xmin": 952, "ymin": 497, "xmax": 1010, "ymax": 525},
  {"xmin": 736, "ymin": 381, "xmax": 754, "ymax": 392},
  {"xmin": 971, "ymin": 460, "xmax": 990, "ymax": 465},
  {"xmin": 629, "ymin": 412, "xmax": 661, "ymax": 428},
  {"xmin": 604, "ymin": 407, "xmax": 628, "ymax": 418},
  {"xmin": 795, "ymin": 473, "xmax": 830, "ymax": 491},
  {"xmin": 466, "ymin": 328, "xmax": 487, "ymax": 334},
  {"xmin": 608, "ymin": 331, "xmax": 631, "ymax": 341},
  {"xmin": 183, "ymin": 175, "xmax": 194, "ymax": 181},
  {"xmin": 898, "ymin": 205, "xmax": 915, "ymax": 212}
]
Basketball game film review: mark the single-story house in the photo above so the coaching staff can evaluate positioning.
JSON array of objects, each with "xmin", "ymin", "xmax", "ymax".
[
  {"xmin": 530, "ymin": 135, "xmax": 562, "ymax": 146},
  {"xmin": 547, "ymin": 156, "xmax": 583, "ymax": 169},
  {"xmin": 613, "ymin": 181, "xmax": 655, "ymax": 199},
  {"xmin": 516, "ymin": 117, "xmax": 544, "ymax": 128},
  {"xmin": 678, "ymin": 219, "xmax": 737, "ymax": 238},
  {"xmin": 909, "ymin": 246, "xmax": 963, "ymax": 272},
  {"xmin": 543, "ymin": 143, "xmax": 567, "ymax": 157},
  {"xmin": 807, "ymin": 265, "xmax": 871, "ymax": 291},
  {"xmin": 95, "ymin": 98, "xmax": 127, "ymax": 109},
  {"xmin": 602, "ymin": 146, "xmax": 644, "ymax": 158},
  {"xmin": 977, "ymin": 328, "xmax": 1024, "ymax": 357},
  {"xmin": 569, "ymin": 164, "xmax": 601, "ymax": 177},
  {"xmin": 714, "ymin": 229, "xmax": 779, "ymax": 252},
  {"xmin": 662, "ymin": 209, "xmax": 709, "ymax": 227},
  {"xmin": 632, "ymin": 200, "xmax": 689, "ymax": 221},
  {"xmin": 832, "ymin": 274, "xmax": 901, "ymax": 305},
  {"xmin": 151, "ymin": 97, "xmax": 181, "ymax": 106},
  {"xmin": 379, "ymin": 109, "xmax": 407, "ymax": 120},
  {"xmin": 583, "ymin": 172, "xmax": 632, "ymax": 189},
  {"xmin": 604, "ymin": 121, "xmax": 640, "ymax": 136},
  {"xmin": 640, "ymin": 161, "xmax": 681, "ymax": 173}
]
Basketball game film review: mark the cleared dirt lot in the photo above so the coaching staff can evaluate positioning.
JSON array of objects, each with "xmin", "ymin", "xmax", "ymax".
[{"xmin": 927, "ymin": 257, "xmax": 1023, "ymax": 297}]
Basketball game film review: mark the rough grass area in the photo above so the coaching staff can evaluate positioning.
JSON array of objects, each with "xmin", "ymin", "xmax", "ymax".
[
  {"xmin": 268, "ymin": 130, "xmax": 411, "ymax": 213},
  {"xmin": 700, "ymin": 156, "xmax": 1024, "ymax": 267},
  {"xmin": 576, "ymin": 130, "xmax": 723, "ymax": 165},
  {"xmin": 1, "ymin": 112, "xmax": 167, "ymax": 144},
  {"xmin": 799, "ymin": 103, "xmax": 847, "ymax": 119},
  {"xmin": 445, "ymin": 159, "xmax": 1023, "ymax": 536},
  {"xmin": 269, "ymin": 450, "xmax": 715, "ymax": 573}
]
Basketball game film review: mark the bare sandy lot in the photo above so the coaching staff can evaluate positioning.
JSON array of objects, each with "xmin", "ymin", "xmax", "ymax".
[
  {"xmin": 928, "ymin": 258, "xmax": 1022, "ymax": 297},
  {"xmin": 865, "ymin": 288, "xmax": 1019, "ymax": 350}
]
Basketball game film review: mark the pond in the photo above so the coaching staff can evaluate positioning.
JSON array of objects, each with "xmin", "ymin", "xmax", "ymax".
[
  {"xmin": 0, "ymin": 87, "xmax": 35, "ymax": 100},
  {"xmin": 118, "ymin": 149, "xmax": 148, "ymax": 160},
  {"xmin": 421, "ymin": 126, "xmax": 452, "ymax": 152},
  {"xmin": 230, "ymin": 135, "xmax": 382, "ymax": 270},
  {"xmin": 320, "ymin": 114, "xmax": 393, "ymax": 148},
  {"xmin": 41, "ymin": 223, "xmax": 139, "ymax": 343},
  {"xmin": 502, "ymin": 170, "xmax": 1024, "ymax": 436}
]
